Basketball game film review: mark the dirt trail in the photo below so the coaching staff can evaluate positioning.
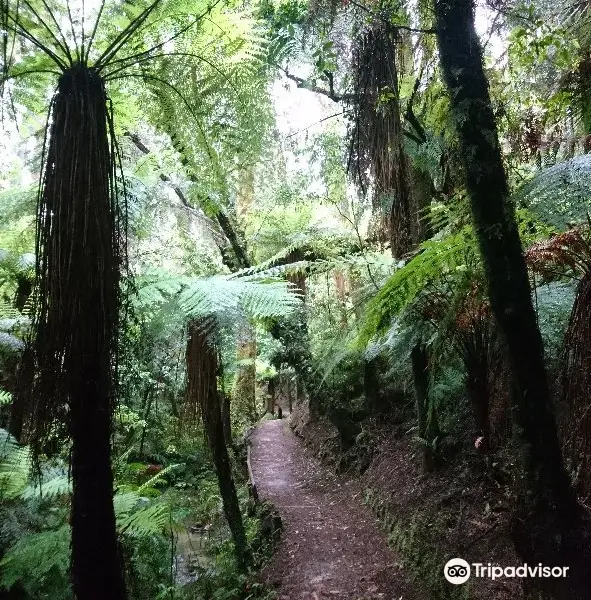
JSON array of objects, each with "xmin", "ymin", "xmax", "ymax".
[{"xmin": 249, "ymin": 419, "xmax": 428, "ymax": 600}]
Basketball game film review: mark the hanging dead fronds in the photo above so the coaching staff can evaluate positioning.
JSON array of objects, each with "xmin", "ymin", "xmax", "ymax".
[
  {"xmin": 414, "ymin": 276, "xmax": 510, "ymax": 450},
  {"xmin": 525, "ymin": 227, "xmax": 591, "ymax": 282},
  {"xmin": 346, "ymin": 21, "xmax": 411, "ymax": 256},
  {"xmin": 185, "ymin": 318, "xmax": 251, "ymax": 568},
  {"xmin": 29, "ymin": 62, "xmax": 124, "ymax": 451},
  {"xmin": 525, "ymin": 226, "xmax": 591, "ymax": 498}
]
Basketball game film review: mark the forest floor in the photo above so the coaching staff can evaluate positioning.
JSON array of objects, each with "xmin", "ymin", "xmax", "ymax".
[{"xmin": 249, "ymin": 418, "xmax": 428, "ymax": 600}]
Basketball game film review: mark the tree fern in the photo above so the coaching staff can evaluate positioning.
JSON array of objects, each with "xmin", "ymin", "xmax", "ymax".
[
  {"xmin": 516, "ymin": 155, "xmax": 591, "ymax": 229},
  {"xmin": 137, "ymin": 271, "xmax": 301, "ymax": 323}
]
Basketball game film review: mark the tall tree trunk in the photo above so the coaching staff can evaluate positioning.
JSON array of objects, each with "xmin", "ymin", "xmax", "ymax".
[
  {"xmin": 219, "ymin": 391, "xmax": 233, "ymax": 450},
  {"xmin": 138, "ymin": 388, "xmax": 154, "ymax": 458},
  {"xmin": 349, "ymin": 24, "xmax": 413, "ymax": 256},
  {"xmin": 70, "ymin": 387, "xmax": 123, "ymax": 600},
  {"xmin": 435, "ymin": 0, "xmax": 575, "ymax": 516},
  {"xmin": 464, "ymin": 353, "xmax": 491, "ymax": 453},
  {"xmin": 270, "ymin": 248, "xmax": 320, "ymax": 412},
  {"xmin": 579, "ymin": 53, "xmax": 591, "ymax": 135},
  {"xmin": 435, "ymin": 1, "xmax": 590, "ymax": 595},
  {"xmin": 266, "ymin": 377, "xmax": 276, "ymax": 415},
  {"xmin": 186, "ymin": 320, "xmax": 249, "ymax": 568}
]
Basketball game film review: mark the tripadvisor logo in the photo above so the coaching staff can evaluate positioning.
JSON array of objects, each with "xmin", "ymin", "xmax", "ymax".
[
  {"xmin": 444, "ymin": 558, "xmax": 570, "ymax": 585},
  {"xmin": 444, "ymin": 558, "xmax": 470, "ymax": 584}
]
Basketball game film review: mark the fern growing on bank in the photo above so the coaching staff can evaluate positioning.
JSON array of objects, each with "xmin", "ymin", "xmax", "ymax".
[{"xmin": 0, "ymin": 429, "xmax": 30, "ymax": 501}]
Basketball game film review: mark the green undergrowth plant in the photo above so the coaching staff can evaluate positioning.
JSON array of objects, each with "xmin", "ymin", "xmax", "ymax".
[{"xmin": 0, "ymin": 429, "xmax": 190, "ymax": 599}]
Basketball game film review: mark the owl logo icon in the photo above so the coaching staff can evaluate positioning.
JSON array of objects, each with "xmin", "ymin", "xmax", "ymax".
[{"xmin": 444, "ymin": 558, "xmax": 471, "ymax": 584}]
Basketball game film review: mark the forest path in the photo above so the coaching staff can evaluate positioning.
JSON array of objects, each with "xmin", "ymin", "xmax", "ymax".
[{"xmin": 249, "ymin": 419, "xmax": 428, "ymax": 600}]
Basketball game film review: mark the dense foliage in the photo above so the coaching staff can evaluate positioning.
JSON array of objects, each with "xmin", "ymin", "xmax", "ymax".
[{"xmin": 2, "ymin": 0, "xmax": 591, "ymax": 597}]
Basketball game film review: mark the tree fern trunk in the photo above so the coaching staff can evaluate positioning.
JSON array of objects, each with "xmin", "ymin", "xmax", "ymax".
[
  {"xmin": 71, "ymin": 389, "xmax": 124, "ymax": 600},
  {"xmin": 186, "ymin": 320, "xmax": 250, "ymax": 568},
  {"xmin": 29, "ymin": 64, "xmax": 126, "ymax": 600},
  {"xmin": 411, "ymin": 344, "xmax": 437, "ymax": 472}
]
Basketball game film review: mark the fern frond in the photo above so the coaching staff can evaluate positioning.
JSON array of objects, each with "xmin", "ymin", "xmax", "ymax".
[
  {"xmin": 22, "ymin": 474, "xmax": 71, "ymax": 500},
  {"xmin": 0, "ymin": 429, "xmax": 30, "ymax": 501},
  {"xmin": 137, "ymin": 463, "xmax": 180, "ymax": 493},
  {"xmin": 138, "ymin": 272, "xmax": 302, "ymax": 322},
  {"xmin": 117, "ymin": 500, "xmax": 173, "ymax": 538},
  {"xmin": 114, "ymin": 491, "xmax": 177, "ymax": 538},
  {"xmin": 358, "ymin": 228, "xmax": 478, "ymax": 345},
  {"xmin": 0, "ymin": 525, "xmax": 70, "ymax": 596},
  {"xmin": 516, "ymin": 155, "xmax": 591, "ymax": 229},
  {"xmin": 237, "ymin": 278, "xmax": 302, "ymax": 319}
]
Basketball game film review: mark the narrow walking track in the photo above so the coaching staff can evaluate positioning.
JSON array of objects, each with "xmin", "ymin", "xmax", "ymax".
[{"xmin": 250, "ymin": 419, "xmax": 428, "ymax": 600}]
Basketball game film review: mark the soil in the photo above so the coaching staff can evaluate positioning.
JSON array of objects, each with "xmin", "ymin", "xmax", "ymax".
[{"xmin": 249, "ymin": 418, "xmax": 429, "ymax": 600}]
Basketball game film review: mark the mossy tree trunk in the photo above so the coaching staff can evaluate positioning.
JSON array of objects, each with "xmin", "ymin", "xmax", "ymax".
[
  {"xmin": 349, "ymin": 23, "xmax": 412, "ymax": 255},
  {"xmin": 234, "ymin": 328, "xmax": 257, "ymax": 423},
  {"xmin": 435, "ymin": 0, "xmax": 575, "ymax": 515},
  {"xmin": 436, "ymin": 1, "xmax": 590, "ymax": 594}
]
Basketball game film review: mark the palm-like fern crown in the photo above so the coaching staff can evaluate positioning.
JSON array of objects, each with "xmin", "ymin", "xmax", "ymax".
[
  {"xmin": 1, "ymin": 0, "xmax": 271, "ymax": 173},
  {"xmin": 136, "ymin": 269, "xmax": 302, "ymax": 342}
]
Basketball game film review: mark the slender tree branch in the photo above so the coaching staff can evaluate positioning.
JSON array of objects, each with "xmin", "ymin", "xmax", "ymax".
[
  {"xmin": 279, "ymin": 66, "xmax": 355, "ymax": 103},
  {"xmin": 285, "ymin": 110, "xmax": 351, "ymax": 138},
  {"xmin": 125, "ymin": 131, "xmax": 250, "ymax": 269}
]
